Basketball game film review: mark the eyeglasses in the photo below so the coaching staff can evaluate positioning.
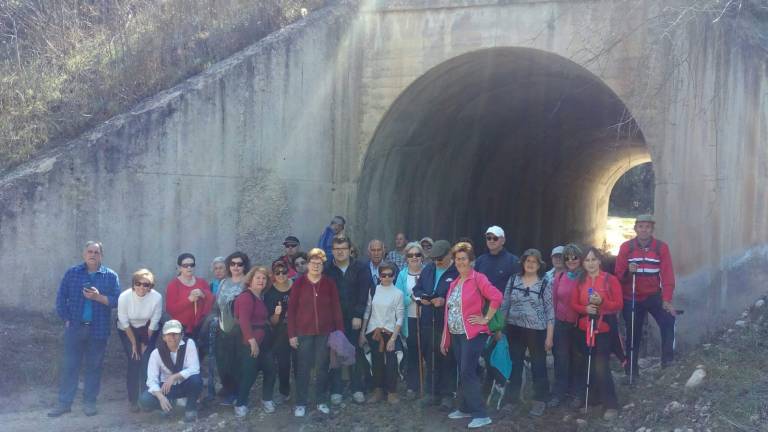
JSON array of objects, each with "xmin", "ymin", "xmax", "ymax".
[
  {"xmin": 180, "ymin": 263, "xmax": 195, "ymax": 269},
  {"xmin": 230, "ymin": 261, "xmax": 244, "ymax": 267},
  {"xmin": 422, "ymin": 244, "xmax": 432, "ymax": 250},
  {"xmin": 379, "ymin": 273, "xmax": 394, "ymax": 278},
  {"xmin": 134, "ymin": 281, "xmax": 152, "ymax": 288},
  {"xmin": 274, "ymin": 269, "xmax": 288, "ymax": 276},
  {"xmin": 406, "ymin": 253, "xmax": 423, "ymax": 258},
  {"xmin": 565, "ymin": 256, "xmax": 579, "ymax": 262},
  {"xmin": 485, "ymin": 235, "xmax": 499, "ymax": 242}
]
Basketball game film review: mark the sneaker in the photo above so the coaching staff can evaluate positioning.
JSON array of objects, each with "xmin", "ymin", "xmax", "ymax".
[
  {"xmin": 448, "ymin": 410, "xmax": 472, "ymax": 419},
  {"xmin": 440, "ymin": 396, "xmax": 454, "ymax": 411},
  {"xmin": 419, "ymin": 395, "xmax": 437, "ymax": 406},
  {"xmin": 262, "ymin": 400, "xmax": 276, "ymax": 414},
  {"xmin": 294, "ymin": 406, "xmax": 306, "ymax": 417},
  {"xmin": 176, "ymin": 397, "xmax": 187, "ymax": 407},
  {"xmin": 234, "ymin": 405, "xmax": 248, "ymax": 417},
  {"xmin": 547, "ymin": 397, "xmax": 561, "ymax": 408},
  {"xmin": 274, "ymin": 393, "xmax": 290, "ymax": 405},
  {"xmin": 529, "ymin": 400, "xmax": 546, "ymax": 417},
  {"xmin": 316, "ymin": 403, "xmax": 330, "ymax": 414},
  {"xmin": 83, "ymin": 403, "xmax": 98, "ymax": 417},
  {"xmin": 220, "ymin": 394, "xmax": 236, "ymax": 406},
  {"xmin": 130, "ymin": 403, "xmax": 141, "ymax": 413},
  {"xmin": 405, "ymin": 389, "xmax": 418, "ymax": 401},
  {"xmin": 603, "ymin": 408, "xmax": 619, "ymax": 420},
  {"xmin": 184, "ymin": 410, "xmax": 198, "ymax": 423},
  {"xmin": 569, "ymin": 398, "xmax": 583, "ymax": 410},
  {"xmin": 330, "ymin": 393, "xmax": 343, "ymax": 405},
  {"xmin": 352, "ymin": 391, "xmax": 365, "ymax": 404},
  {"xmin": 47, "ymin": 405, "xmax": 71, "ymax": 418},
  {"xmin": 468, "ymin": 417, "xmax": 492, "ymax": 428},
  {"xmin": 367, "ymin": 389, "xmax": 384, "ymax": 404},
  {"xmin": 387, "ymin": 393, "xmax": 400, "ymax": 404}
]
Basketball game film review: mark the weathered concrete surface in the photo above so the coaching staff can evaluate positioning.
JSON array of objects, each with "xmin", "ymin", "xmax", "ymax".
[
  {"xmin": 0, "ymin": 3, "xmax": 362, "ymax": 306},
  {"xmin": 0, "ymin": 0, "xmax": 766, "ymax": 341}
]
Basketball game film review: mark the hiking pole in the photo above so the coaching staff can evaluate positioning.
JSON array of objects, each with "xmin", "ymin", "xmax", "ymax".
[
  {"xmin": 630, "ymin": 274, "xmax": 636, "ymax": 385},
  {"xmin": 585, "ymin": 288, "xmax": 598, "ymax": 415},
  {"xmin": 416, "ymin": 303, "xmax": 424, "ymax": 398},
  {"xmin": 432, "ymin": 307, "xmax": 436, "ymax": 400}
]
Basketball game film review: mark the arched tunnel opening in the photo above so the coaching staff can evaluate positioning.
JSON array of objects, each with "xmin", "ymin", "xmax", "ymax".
[{"xmin": 357, "ymin": 47, "xmax": 650, "ymax": 255}]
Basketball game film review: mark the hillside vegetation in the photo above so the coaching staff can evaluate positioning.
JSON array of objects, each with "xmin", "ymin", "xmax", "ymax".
[{"xmin": 0, "ymin": 0, "xmax": 327, "ymax": 172}]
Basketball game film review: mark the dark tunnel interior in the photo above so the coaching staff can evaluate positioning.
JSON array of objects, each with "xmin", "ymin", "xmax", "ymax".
[{"xmin": 357, "ymin": 47, "xmax": 650, "ymax": 255}]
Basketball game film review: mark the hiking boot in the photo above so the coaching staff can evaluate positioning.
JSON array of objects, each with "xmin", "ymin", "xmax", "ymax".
[
  {"xmin": 262, "ymin": 400, "xmax": 276, "ymax": 413},
  {"xmin": 440, "ymin": 396, "xmax": 454, "ymax": 411},
  {"xmin": 448, "ymin": 410, "xmax": 472, "ymax": 419},
  {"xmin": 546, "ymin": 397, "xmax": 561, "ymax": 408},
  {"xmin": 468, "ymin": 417, "xmax": 492, "ymax": 428},
  {"xmin": 316, "ymin": 403, "xmax": 330, "ymax": 414},
  {"xmin": 367, "ymin": 389, "xmax": 384, "ymax": 404},
  {"xmin": 528, "ymin": 400, "xmax": 546, "ymax": 417},
  {"xmin": 47, "ymin": 405, "xmax": 71, "ymax": 418},
  {"xmin": 352, "ymin": 391, "xmax": 365, "ymax": 404},
  {"xmin": 387, "ymin": 393, "xmax": 400, "ymax": 404},
  {"xmin": 603, "ymin": 408, "xmax": 619, "ymax": 420},
  {"xmin": 569, "ymin": 398, "xmax": 583, "ymax": 410},
  {"xmin": 184, "ymin": 410, "xmax": 198, "ymax": 423},
  {"xmin": 234, "ymin": 405, "xmax": 248, "ymax": 417},
  {"xmin": 220, "ymin": 394, "xmax": 236, "ymax": 406},
  {"xmin": 83, "ymin": 403, "xmax": 98, "ymax": 417},
  {"xmin": 129, "ymin": 403, "xmax": 141, "ymax": 413},
  {"xmin": 294, "ymin": 406, "xmax": 306, "ymax": 417},
  {"xmin": 405, "ymin": 389, "xmax": 418, "ymax": 401},
  {"xmin": 330, "ymin": 393, "xmax": 343, "ymax": 405}
]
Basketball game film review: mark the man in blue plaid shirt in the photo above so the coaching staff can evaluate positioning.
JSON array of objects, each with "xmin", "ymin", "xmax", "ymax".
[{"xmin": 48, "ymin": 241, "xmax": 120, "ymax": 418}]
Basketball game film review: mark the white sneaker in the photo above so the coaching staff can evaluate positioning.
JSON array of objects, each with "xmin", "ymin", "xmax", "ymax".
[
  {"xmin": 316, "ymin": 403, "xmax": 330, "ymax": 414},
  {"xmin": 330, "ymin": 393, "xmax": 343, "ymax": 405},
  {"xmin": 234, "ymin": 405, "xmax": 247, "ymax": 417},
  {"xmin": 468, "ymin": 417, "xmax": 492, "ymax": 428},
  {"xmin": 352, "ymin": 391, "xmax": 365, "ymax": 404},
  {"xmin": 448, "ymin": 410, "xmax": 472, "ymax": 419},
  {"xmin": 262, "ymin": 400, "xmax": 275, "ymax": 413},
  {"xmin": 294, "ymin": 406, "xmax": 306, "ymax": 417},
  {"xmin": 176, "ymin": 397, "xmax": 187, "ymax": 408}
]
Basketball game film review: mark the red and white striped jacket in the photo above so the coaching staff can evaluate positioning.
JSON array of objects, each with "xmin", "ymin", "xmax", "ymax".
[{"xmin": 614, "ymin": 237, "xmax": 675, "ymax": 302}]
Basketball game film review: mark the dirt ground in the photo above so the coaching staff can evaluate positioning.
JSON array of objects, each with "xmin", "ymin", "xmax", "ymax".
[{"xmin": 1, "ymin": 299, "xmax": 766, "ymax": 432}]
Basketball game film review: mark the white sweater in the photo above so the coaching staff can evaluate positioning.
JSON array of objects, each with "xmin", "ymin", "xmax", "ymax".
[
  {"xmin": 117, "ymin": 289, "xmax": 163, "ymax": 331},
  {"xmin": 364, "ymin": 284, "xmax": 404, "ymax": 335}
]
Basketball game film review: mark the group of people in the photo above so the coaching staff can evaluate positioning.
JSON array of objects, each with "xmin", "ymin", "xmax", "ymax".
[{"xmin": 49, "ymin": 214, "xmax": 677, "ymax": 429}]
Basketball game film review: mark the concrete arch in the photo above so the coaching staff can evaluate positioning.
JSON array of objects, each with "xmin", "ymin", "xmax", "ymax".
[{"xmin": 357, "ymin": 47, "xmax": 649, "ymax": 252}]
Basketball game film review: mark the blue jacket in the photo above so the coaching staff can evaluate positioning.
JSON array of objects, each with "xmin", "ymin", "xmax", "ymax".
[
  {"xmin": 393, "ymin": 267, "xmax": 417, "ymax": 338},
  {"xmin": 411, "ymin": 262, "xmax": 458, "ymax": 326},
  {"xmin": 474, "ymin": 249, "xmax": 520, "ymax": 293}
]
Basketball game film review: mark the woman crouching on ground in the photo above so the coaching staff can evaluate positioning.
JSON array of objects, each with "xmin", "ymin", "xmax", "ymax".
[{"xmin": 441, "ymin": 242, "xmax": 502, "ymax": 429}]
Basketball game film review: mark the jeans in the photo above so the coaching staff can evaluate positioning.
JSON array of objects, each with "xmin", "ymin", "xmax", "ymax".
[
  {"xmin": 117, "ymin": 326, "xmax": 157, "ymax": 404},
  {"xmin": 419, "ymin": 322, "xmax": 456, "ymax": 398},
  {"xmin": 272, "ymin": 323, "xmax": 296, "ymax": 397},
  {"xmin": 572, "ymin": 329, "xmax": 618, "ymax": 409},
  {"xmin": 552, "ymin": 320, "xmax": 577, "ymax": 400},
  {"xmin": 58, "ymin": 323, "xmax": 108, "ymax": 407},
  {"xmin": 138, "ymin": 374, "xmax": 203, "ymax": 412},
  {"xmin": 405, "ymin": 317, "xmax": 421, "ymax": 392},
  {"xmin": 452, "ymin": 333, "xmax": 488, "ymax": 418},
  {"xmin": 623, "ymin": 292, "xmax": 675, "ymax": 374},
  {"xmin": 295, "ymin": 334, "xmax": 330, "ymax": 406},
  {"xmin": 367, "ymin": 331, "xmax": 400, "ymax": 394},
  {"xmin": 235, "ymin": 341, "xmax": 275, "ymax": 406},
  {"xmin": 329, "ymin": 325, "xmax": 368, "ymax": 395},
  {"xmin": 207, "ymin": 317, "xmax": 218, "ymax": 397},
  {"xmin": 506, "ymin": 324, "xmax": 549, "ymax": 402},
  {"xmin": 215, "ymin": 327, "xmax": 241, "ymax": 396}
]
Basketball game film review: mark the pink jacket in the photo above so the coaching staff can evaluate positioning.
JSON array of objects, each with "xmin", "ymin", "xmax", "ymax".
[
  {"xmin": 441, "ymin": 270, "xmax": 503, "ymax": 352},
  {"xmin": 553, "ymin": 272, "xmax": 579, "ymax": 323}
]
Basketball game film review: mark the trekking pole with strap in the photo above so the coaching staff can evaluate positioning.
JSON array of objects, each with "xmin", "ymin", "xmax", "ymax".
[
  {"xmin": 584, "ymin": 288, "xmax": 598, "ymax": 415},
  {"xmin": 431, "ymin": 306, "xmax": 436, "ymax": 399},
  {"xmin": 629, "ymin": 273, "xmax": 636, "ymax": 385},
  {"xmin": 416, "ymin": 301, "xmax": 424, "ymax": 398}
]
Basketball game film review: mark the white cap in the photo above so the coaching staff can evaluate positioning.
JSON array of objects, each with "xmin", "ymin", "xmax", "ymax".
[
  {"xmin": 162, "ymin": 320, "xmax": 184, "ymax": 335},
  {"xmin": 551, "ymin": 246, "xmax": 565, "ymax": 256},
  {"xmin": 485, "ymin": 226, "xmax": 505, "ymax": 238}
]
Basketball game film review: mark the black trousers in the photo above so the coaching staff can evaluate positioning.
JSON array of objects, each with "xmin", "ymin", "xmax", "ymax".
[
  {"xmin": 419, "ymin": 322, "xmax": 456, "ymax": 398},
  {"xmin": 506, "ymin": 324, "xmax": 549, "ymax": 402},
  {"xmin": 272, "ymin": 323, "xmax": 296, "ymax": 397},
  {"xmin": 572, "ymin": 329, "xmax": 619, "ymax": 409},
  {"xmin": 552, "ymin": 320, "xmax": 577, "ymax": 400},
  {"xmin": 623, "ymin": 292, "xmax": 675, "ymax": 374},
  {"xmin": 117, "ymin": 326, "xmax": 157, "ymax": 404},
  {"xmin": 367, "ymin": 331, "xmax": 400, "ymax": 394}
]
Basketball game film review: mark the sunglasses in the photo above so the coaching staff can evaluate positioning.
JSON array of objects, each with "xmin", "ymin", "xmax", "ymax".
[
  {"xmin": 180, "ymin": 263, "xmax": 195, "ymax": 269},
  {"xmin": 379, "ymin": 273, "xmax": 394, "ymax": 278},
  {"xmin": 406, "ymin": 253, "xmax": 423, "ymax": 258},
  {"xmin": 432, "ymin": 255, "xmax": 446, "ymax": 262},
  {"xmin": 485, "ymin": 235, "xmax": 499, "ymax": 241},
  {"xmin": 284, "ymin": 244, "xmax": 299, "ymax": 248},
  {"xmin": 274, "ymin": 269, "xmax": 288, "ymax": 276},
  {"xmin": 230, "ymin": 261, "xmax": 245, "ymax": 267},
  {"xmin": 565, "ymin": 256, "xmax": 579, "ymax": 262},
  {"xmin": 134, "ymin": 281, "xmax": 152, "ymax": 288}
]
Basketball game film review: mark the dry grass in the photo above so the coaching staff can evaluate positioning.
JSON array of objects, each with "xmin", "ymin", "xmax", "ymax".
[{"xmin": 0, "ymin": 0, "xmax": 327, "ymax": 172}]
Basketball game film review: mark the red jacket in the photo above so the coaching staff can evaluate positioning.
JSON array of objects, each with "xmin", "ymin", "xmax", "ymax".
[
  {"xmin": 614, "ymin": 237, "xmax": 675, "ymax": 302},
  {"xmin": 165, "ymin": 277, "xmax": 213, "ymax": 332},
  {"xmin": 441, "ymin": 270, "xmax": 503, "ymax": 352},
  {"xmin": 571, "ymin": 271, "xmax": 623, "ymax": 333},
  {"xmin": 287, "ymin": 274, "xmax": 344, "ymax": 339},
  {"xmin": 234, "ymin": 290, "xmax": 268, "ymax": 345}
]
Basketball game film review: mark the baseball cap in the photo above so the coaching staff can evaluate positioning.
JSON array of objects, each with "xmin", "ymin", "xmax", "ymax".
[
  {"xmin": 635, "ymin": 214, "xmax": 655, "ymax": 224},
  {"xmin": 485, "ymin": 226, "xmax": 505, "ymax": 238},
  {"xmin": 163, "ymin": 320, "xmax": 183, "ymax": 335},
  {"xmin": 429, "ymin": 240, "xmax": 451, "ymax": 259},
  {"xmin": 551, "ymin": 246, "xmax": 564, "ymax": 256},
  {"xmin": 283, "ymin": 236, "xmax": 300, "ymax": 246}
]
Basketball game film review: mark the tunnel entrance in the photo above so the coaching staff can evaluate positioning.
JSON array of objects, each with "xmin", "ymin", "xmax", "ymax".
[
  {"xmin": 605, "ymin": 162, "xmax": 656, "ymax": 254},
  {"xmin": 357, "ymin": 47, "xmax": 649, "ymax": 254}
]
